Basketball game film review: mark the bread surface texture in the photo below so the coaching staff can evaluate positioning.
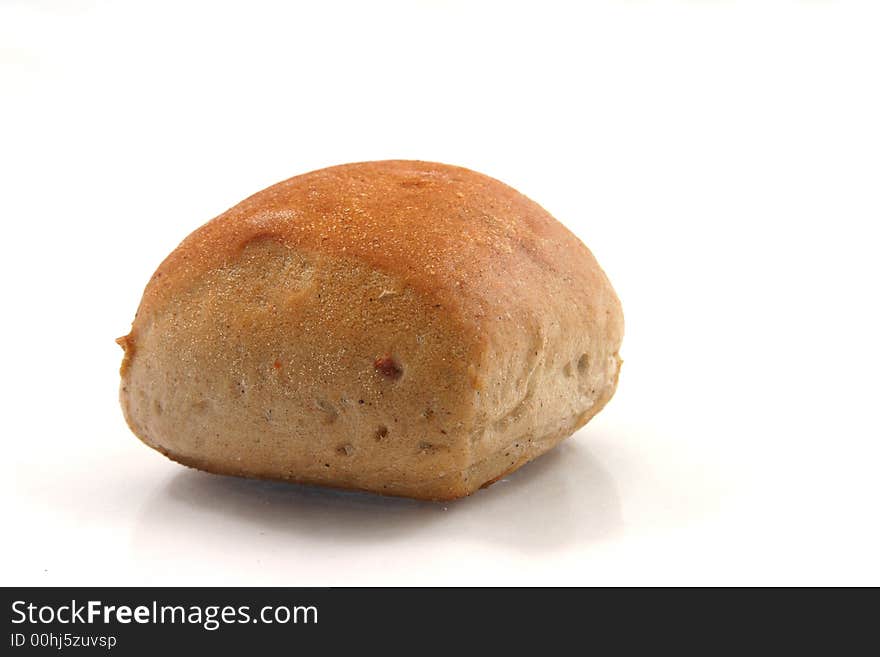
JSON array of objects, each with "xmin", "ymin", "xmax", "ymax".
[{"xmin": 118, "ymin": 160, "xmax": 623, "ymax": 500}]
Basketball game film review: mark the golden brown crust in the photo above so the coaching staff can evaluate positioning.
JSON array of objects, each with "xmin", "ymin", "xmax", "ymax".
[
  {"xmin": 119, "ymin": 160, "xmax": 624, "ymax": 500},
  {"xmin": 135, "ymin": 160, "xmax": 613, "ymax": 338}
]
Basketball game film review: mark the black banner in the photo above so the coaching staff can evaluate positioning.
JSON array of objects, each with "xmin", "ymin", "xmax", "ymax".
[{"xmin": 1, "ymin": 587, "xmax": 873, "ymax": 653}]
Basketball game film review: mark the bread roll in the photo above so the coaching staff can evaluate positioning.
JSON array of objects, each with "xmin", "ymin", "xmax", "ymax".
[{"xmin": 117, "ymin": 160, "xmax": 623, "ymax": 500}]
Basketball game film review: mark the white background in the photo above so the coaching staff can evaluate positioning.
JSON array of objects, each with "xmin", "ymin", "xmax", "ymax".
[{"xmin": 3, "ymin": 1, "xmax": 878, "ymax": 586}]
